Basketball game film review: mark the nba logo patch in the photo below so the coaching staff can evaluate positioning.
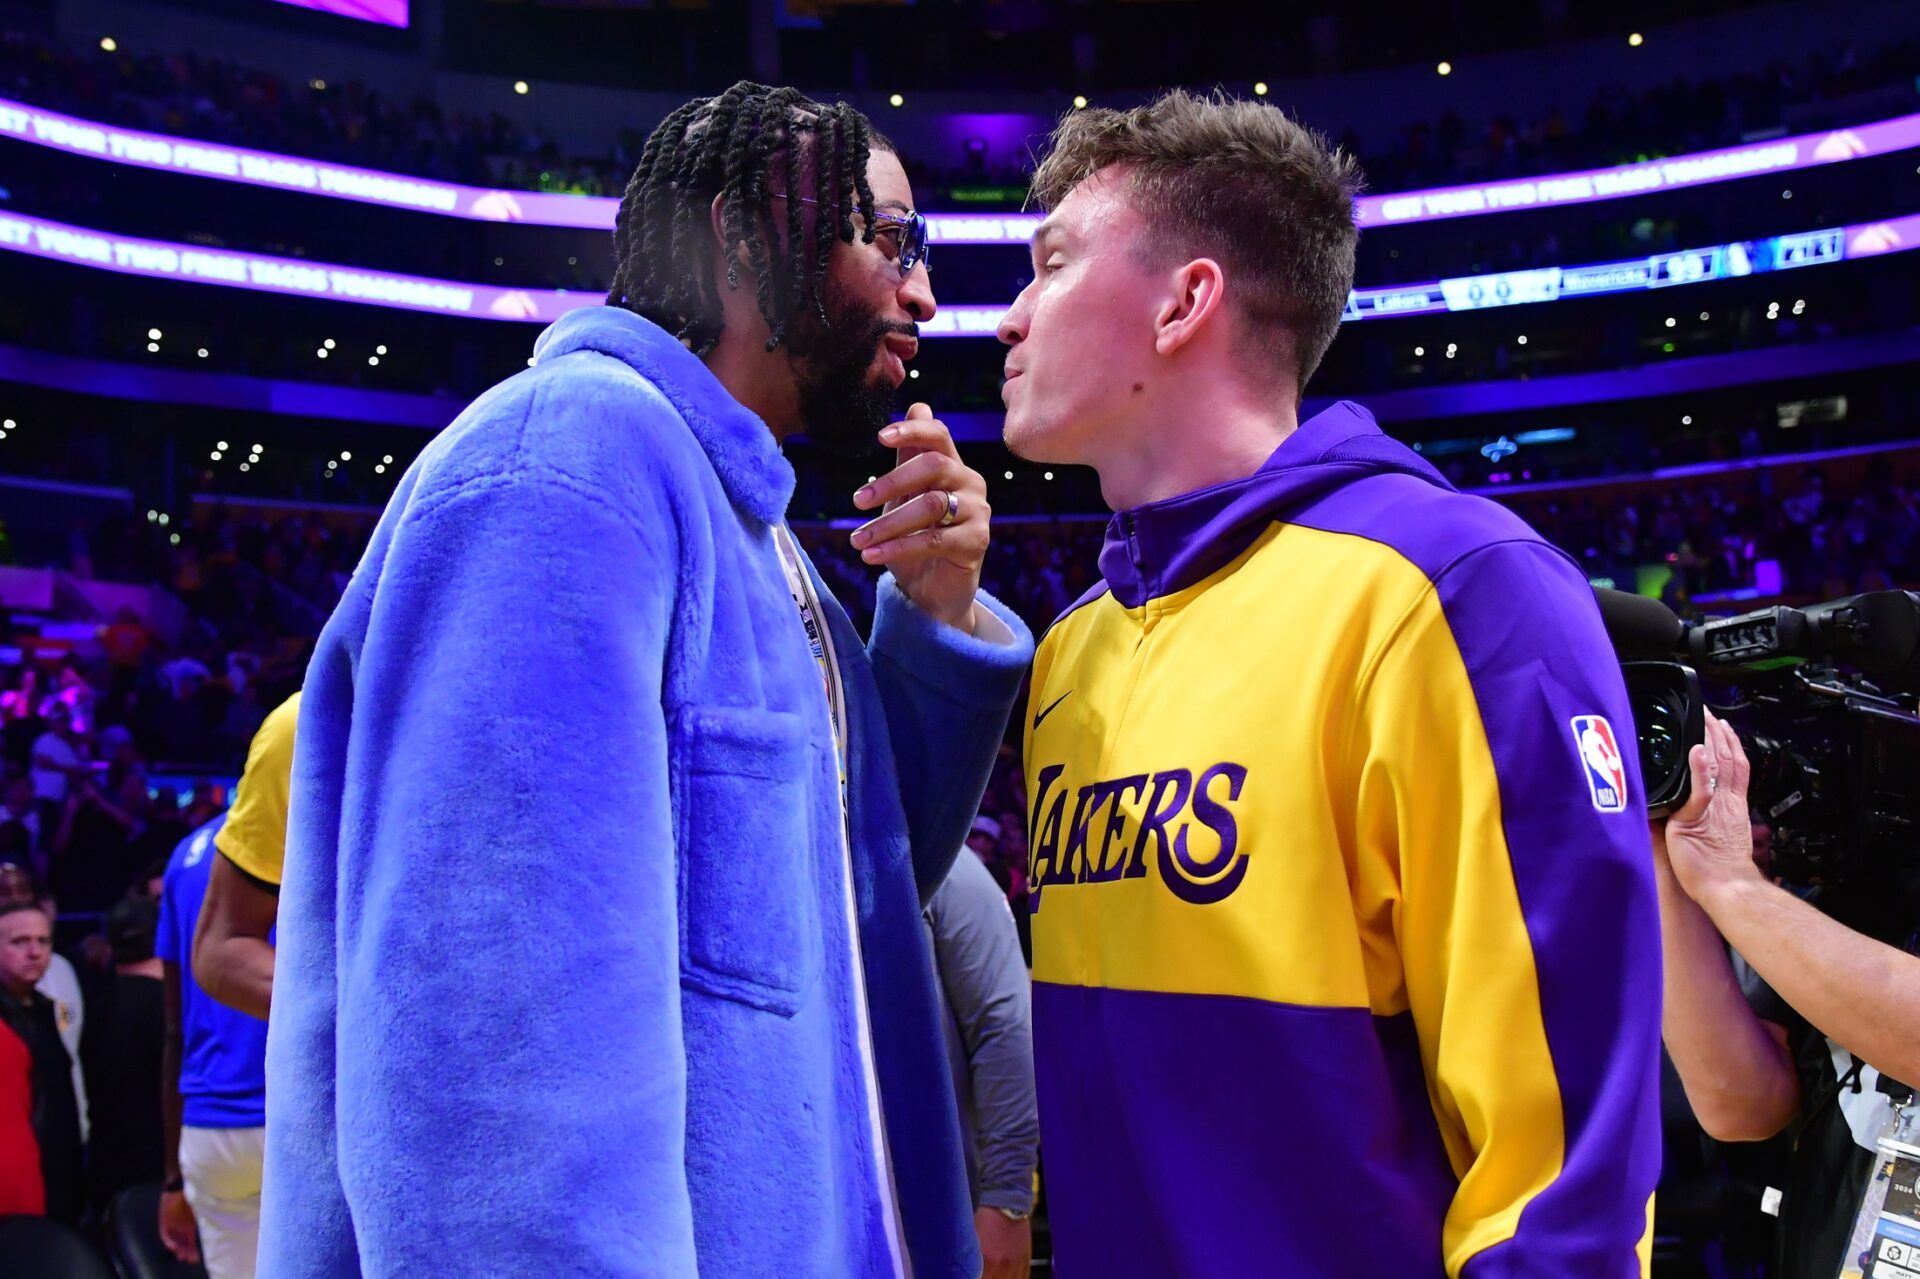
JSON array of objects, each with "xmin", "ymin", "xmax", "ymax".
[{"xmin": 1570, "ymin": 715, "xmax": 1628, "ymax": 813}]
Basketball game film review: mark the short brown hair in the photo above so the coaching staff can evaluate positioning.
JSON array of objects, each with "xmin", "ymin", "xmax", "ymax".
[{"xmin": 1029, "ymin": 90, "xmax": 1362, "ymax": 391}]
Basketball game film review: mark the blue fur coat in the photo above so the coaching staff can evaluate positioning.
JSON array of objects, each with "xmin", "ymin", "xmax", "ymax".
[{"xmin": 260, "ymin": 306, "xmax": 1033, "ymax": 1277}]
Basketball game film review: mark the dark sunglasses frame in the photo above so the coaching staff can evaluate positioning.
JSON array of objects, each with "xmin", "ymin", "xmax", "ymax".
[{"xmin": 778, "ymin": 194, "xmax": 929, "ymax": 278}]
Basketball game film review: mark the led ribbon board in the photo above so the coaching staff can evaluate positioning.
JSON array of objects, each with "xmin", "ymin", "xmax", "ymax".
[
  {"xmin": 3, "ymin": 209, "xmax": 1915, "ymax": 332},
  {"xmin": 4, "ymin": 94, "xmax": 1917, "ymax": 236},
  {"xmin": 270, "ymin": 0, "xmax": 408, "ymax": 26}
]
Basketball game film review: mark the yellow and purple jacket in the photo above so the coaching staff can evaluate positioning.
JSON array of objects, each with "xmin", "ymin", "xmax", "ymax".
[{"xmin": 1024, "ymin": 402, "xmax": 1660, "ymax": 1278}]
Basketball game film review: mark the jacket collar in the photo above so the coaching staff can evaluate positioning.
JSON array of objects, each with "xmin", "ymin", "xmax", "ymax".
[{"xmin": 533, "ymin": 306, "xmax": 795, "ymax": 526}]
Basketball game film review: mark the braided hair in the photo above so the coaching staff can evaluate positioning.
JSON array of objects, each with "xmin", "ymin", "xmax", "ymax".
[{"xmin": 606, "ymin": 82, "xmax": 885, "ymax": 356}]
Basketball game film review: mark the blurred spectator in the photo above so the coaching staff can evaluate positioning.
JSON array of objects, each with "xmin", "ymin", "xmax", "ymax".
[
  {"xmin": 160, "ymin": 815, "xmax": 270, "ymax": 1277},
  {"xmin": 49, "ymin": 764, "xmax": 152, "ymax": 917},
  {"xmin": 0, "ymin": 900, "xmax": 83, "ymax": 1223},
  {"xmin": 82, "ymin": 896, "xmax": 166, "ymax": 1212},
  {"xmin": 0, "ymin": 976, "xmax": 41, "ymax": 1216},
  {"xmin": 29, "ymin": 709, "xmax": 88, "ymax": 831},
  {"xmin": 924, "ymin": 848, "xmax": 1037, "ymax": 1279},
  {"xmin": 193, "ymin": 692, "xmax": 298, "ymax": 1022},
  {"xmin": 1, "ymin": 866, "xmax": 91, "ymax": 1147},
  {"xmin": 2, "ymin": 777, "xmax": 42, "ymax": 875}
]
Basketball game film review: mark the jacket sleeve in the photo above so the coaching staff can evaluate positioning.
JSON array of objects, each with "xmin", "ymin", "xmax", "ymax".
[
  {"xmin": 1352, "ymin": 539, "xmax": 1661, "ymax": 1279},
  {"xmin": 867, "ymin": 574, "xmax": 1034, "ymax": 905},
  {"xmin": 325, "ymin": 471, "xmax": 698, "ymax": 1275},
  {"xmin": 927, "ymin": 852, "xmax": 1038, "ymax": 1212}
]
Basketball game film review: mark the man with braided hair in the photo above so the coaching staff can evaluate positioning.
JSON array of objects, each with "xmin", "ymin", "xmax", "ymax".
[{"xmin": 260, "ymin": 82, "xmax": 1030, "ymax": 1278}]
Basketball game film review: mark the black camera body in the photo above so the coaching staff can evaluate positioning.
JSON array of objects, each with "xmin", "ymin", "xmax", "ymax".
[{"xmin": 1598, "ymin": 589, "xmax": 1920, "ymax": 916}]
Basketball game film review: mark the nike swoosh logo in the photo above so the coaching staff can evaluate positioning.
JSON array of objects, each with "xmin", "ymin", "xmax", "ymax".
[{"xmin": 1032, "ymin": 690, "xmax": 1073, "ymax": 732}]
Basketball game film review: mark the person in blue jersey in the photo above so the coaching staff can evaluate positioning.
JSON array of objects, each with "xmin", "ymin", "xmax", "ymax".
[
  {"xmin": 159, "ymin": 814, "xmax": 270, "ymax": 1279},
  {"xmin": 261, "ymin": 82, "xmax": 1031, "ymax": 1279}
]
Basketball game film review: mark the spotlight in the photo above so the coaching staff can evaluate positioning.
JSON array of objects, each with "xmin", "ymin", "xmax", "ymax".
[
  {"xmin": 375, "ymin": 345, "xmax": 388, "ymax": 355},
  {"xmin": 1413, "ymin": 346, "xmax": 1424, "ymax": 357},
  {"xmin": 317, "ymin": 349, "xmax": 329, "ymax": 359},
  {"xmin": 324, "ymin": 339, "xmax": 336, "ymax": 349},
  {"xmin": 908, "ymin": 369, "xmax": 919, "ymax": 379},
  {"xmin": 888, "ymin": 93, "xmax": 904, "ymax": 108},
  {"xmin": 1628, "ymin": 32, "xmax": 1644, "ymax": 47},
  {"xmin": 146, "ymin": 510, "xmax": 157, "ymax": 523},
  {"xmin": 341, "ymin": 451, "xmax": 352, "ymax": 461},
  {"xmin": 1003, "ymin": 471, "xmax": 1014, "ymax": 480},
  {"xmin": 1664, "ymin": 317, "xmax": 1676, "ymax": 328},
  {"xmin": 169, "ymin": 533, "xmax": 180, "ymax": 545},
  {"xmin": 311, "ymin": 78, "xmax": 327, "ymax": 92},
  {"xmin": 147, "ymin": 342, "xmax": 159, "ymax": 353},
  {"xmin": 383, "ymin": 455, "xmax": 394, "ymax": 464},
  {"xmin": 1515, "ymin": 335, "xmax": 1527, "ymax": 345},
  {"xmin": 1699, "ymin": 312, "xmax": 1709, "ymax": 321},
  {"xmin": 197, "ymin": 348, "xmax": 209, "ymax": 358},
  {"xmin": 239, "ymin": 463, "xmax": 250, "ymax": 472},
  {"xmin": 1681, "ymin": 415, "xmax": 1693, "ymax": 425},
  {"xmin": 1073, "ymin": 96, "xmax": 1088, "ymax": 110},
  {"xmin": 1043, "ymin": 471, "xmax": 1055, "ymax": 481},
  {"xmin": 1782, "ymin": 189, "xmax": 1793, "ymax": 199},
  {"xmin": 210, "ymin": 452, "xmax": 221, "ymax": 461},
  {"xmin": 514, "ymin": 81, "xmax": 529, "ymax": 95},
  {"xmin": 1436, "ymin": 61, "xmax": 1452, "ymax": 76},
  {"xmin": 217, "ymin": 441, "xmax": 228, "ymax": 449},
  {"xmin": 375, "ymin": 465, "xmax": 386, "ymax": 475},
  {"xmin": 3, "ymin": 420, "xmax": 12, "ymax": 429},
  {"xmin": 1253, "ymin": 82, "xmax": 1268, "ymax": 97},
  {"xmin": 369, "ymin": 356, "xmax": 380, "ymax": 366},
  {"xmin": 147, "ymin": 328, "xmax": 162, "ymax": 340},
  {"xmin": 100, "ymin": 37, "xmax": 117, "ymax": 52},
  {"xmin": 158, "ymin": 513, "xmax": 169, "ymax": 526}
]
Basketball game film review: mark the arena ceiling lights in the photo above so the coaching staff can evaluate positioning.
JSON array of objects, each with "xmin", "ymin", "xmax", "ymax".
[
  {"xmin": 3, "ymin": 94, "xmax": 1917, "ymax": 236},
  {"xmin": 4, "ymin": 208, "xmax": 1916, "ymax": 333}
]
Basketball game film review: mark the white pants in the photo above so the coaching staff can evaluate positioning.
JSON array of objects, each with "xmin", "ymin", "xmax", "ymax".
[{"xmin": 180, "ymin": 1124, "xmax": 264, "ymax": 1279}]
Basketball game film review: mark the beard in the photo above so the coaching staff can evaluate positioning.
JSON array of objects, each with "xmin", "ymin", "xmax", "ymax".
[{"xmin": 782, "ymin": 277, "xmax": 912, "ymax": 459}]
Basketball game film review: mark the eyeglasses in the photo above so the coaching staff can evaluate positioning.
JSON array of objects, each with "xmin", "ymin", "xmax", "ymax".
[{"xmin": 777, "ymin": 195, "xmax": 930, "ymax": 278}]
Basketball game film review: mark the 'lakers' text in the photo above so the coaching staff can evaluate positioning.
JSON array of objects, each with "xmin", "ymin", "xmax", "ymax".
[{"xmin": 1027, "ymin": 763, "xmax": 1250, "ymax": 908}]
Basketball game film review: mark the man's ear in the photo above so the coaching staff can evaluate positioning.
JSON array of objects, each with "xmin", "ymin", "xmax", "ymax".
[
  {"xmin": 709, "ymin": 192, "xmax": 748, "ymax": 288},
  {"xmin": 1152, "ymin": 258, "xmax": 1226, "ymax": 358}
]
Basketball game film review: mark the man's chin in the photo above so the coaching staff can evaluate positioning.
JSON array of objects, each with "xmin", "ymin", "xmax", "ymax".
[{"xmin": 1002, "ymin": 414, "xmax": 1058, "ymax": 464}]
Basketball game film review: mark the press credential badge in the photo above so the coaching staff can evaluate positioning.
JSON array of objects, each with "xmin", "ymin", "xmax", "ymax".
[{"xmin": 1839, "ymin": 1096, "xmax": 1920, "ymax": 1279}]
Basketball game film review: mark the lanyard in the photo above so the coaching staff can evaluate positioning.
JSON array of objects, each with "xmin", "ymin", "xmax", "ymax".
[{"xmin": 771, "ymin": 525, "xmax": 850, "ymax": 791}]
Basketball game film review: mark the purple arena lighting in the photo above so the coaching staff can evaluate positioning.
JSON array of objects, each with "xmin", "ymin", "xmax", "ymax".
[
  {"xmin": 0, "ymin": 211, "xmax": 599, "ymax": 322},
  {"xmin": 4, "ymin": 94, "xmax": 1918, "ymax": 236},
  {"xmin": 1353, "ymin": 113, "xmax": 1920, "ymax": 226},
  {"xmin": 3, "ymin": 208, "xmax": 1915, "ymax": 332},
  {"xmin": 0, "ymin": 98, "xmax": 610, "ymax": 228},
  {"xmin": 271, "ymin": 0, "xmax": 409, "ymax": 27}
]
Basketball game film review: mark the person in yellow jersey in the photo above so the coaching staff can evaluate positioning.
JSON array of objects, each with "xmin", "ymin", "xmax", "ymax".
[
  {"xmin": 192, "ymin": 691, "xmax": 296, "ymax": 1022},
  {"xmin": 997, "ymin": 91, "xmax": 1661, "ymax": 1278}
]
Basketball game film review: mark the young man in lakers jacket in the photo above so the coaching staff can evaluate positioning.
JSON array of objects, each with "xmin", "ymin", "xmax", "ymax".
[{"xmin": 997, "ymin": 90, "xmax": 1661, "ymax": 1278}]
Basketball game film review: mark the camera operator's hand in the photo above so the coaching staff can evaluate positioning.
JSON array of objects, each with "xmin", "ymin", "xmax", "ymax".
[
  {"xmin": 1661, "ymin": 710, "xmax": 1762, "ymax": 908},
  {"xmin": 1659, "ymin": 710, "xmax": 1920, "ymax": 1096}
]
